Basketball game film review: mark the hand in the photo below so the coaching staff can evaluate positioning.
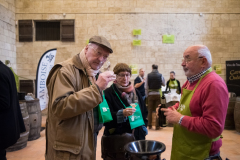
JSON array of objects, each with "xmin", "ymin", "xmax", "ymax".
[
  {"xmin": 95, "ymin": 71, "xmax": 116, "ymax": 91},
  {"xmin": 161, "ymin": 107, "xmax": 182, "ymax": 124},
  {"xmin": 156, "ymin": 104, "xmax": 161, "ymax": 118},
  {"xmin": 123, "ymin": 108, "xmax": 136, "ymax": 117}
]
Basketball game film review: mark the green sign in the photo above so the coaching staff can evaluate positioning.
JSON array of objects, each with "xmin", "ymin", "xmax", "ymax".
[
  {"xmin": 163, "ymin": 35, "xmax": 175, "ymax": 44},
  {"xmin": 129, "ymin": 64, "xmax": 138, "ymax": 75},
  {"xmin": 213, "ymin": 64, "xmax": 222, "ymax": 74},
  {"xmin": 133, "ymin": 29, "xmax": 141, "ymax": 35},
  {"xmin": 132, "ymin": 40, "xmax": 141, "ymax": 46}
]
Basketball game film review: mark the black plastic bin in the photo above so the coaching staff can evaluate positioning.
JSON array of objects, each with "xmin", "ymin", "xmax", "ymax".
[{"xmin": 124, "ymin": 140, "xmax": 166, "ymax": 160}]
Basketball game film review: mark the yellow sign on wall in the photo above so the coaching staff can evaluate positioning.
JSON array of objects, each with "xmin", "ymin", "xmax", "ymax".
[
  {"xmin": 213, "ymin": 64, "xmax": 222, "ymax": 74},
  {"xmin": 133, "ymin": 29, "xmax": 141, "ymax": 35},
  {"xmin": 163, "ymin": 35, "xmax": 175, "ymax": 44},
  {"xmin": 129, "ymin": 64, "xmax": 138, "ymax": 75},
  {"xmin": 132, "ymin": 40, "xmax": 141, "ymax": 46}
]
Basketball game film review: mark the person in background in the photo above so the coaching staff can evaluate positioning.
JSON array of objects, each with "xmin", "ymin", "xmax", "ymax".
[
  {"xmin": 45, "ymin": 36, "xmax": 115, "ymax": 160},
  {"xmin": 165, "ymin": 71, "xmax": 181, "ymax": 94},
  {"xmin": 161, "ymin": 45, "xmax": 228, "ymax": 160},
  {"xmin": 102, "ymin": 63, "xmax": 148, "ymax": 160},
  {"xmin": 134, "ymin": 68, "xmax": 146, "ymax": 100},
  {"xmin": 0, "ymin": 61, "xmax": 25, "ymax": 160},
  {"xmin": 145, "ymin": 64, "xmax": 165, "ymax": 130}
]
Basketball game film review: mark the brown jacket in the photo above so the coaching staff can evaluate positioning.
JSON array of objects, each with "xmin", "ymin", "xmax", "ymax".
[{"xmin": 45, "ymin": 54, "xmax": 103, "ymax": 160}]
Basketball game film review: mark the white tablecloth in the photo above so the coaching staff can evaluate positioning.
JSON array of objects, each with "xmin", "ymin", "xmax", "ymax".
[{"xmin": 164, "ymin": 93, "xmax": 181, "ymax": 103}]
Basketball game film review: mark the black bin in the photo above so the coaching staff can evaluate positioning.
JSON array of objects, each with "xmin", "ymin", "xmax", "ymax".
[{"xmin": 124, "ymin": 140, "xmax": 166, "ymax": 160}]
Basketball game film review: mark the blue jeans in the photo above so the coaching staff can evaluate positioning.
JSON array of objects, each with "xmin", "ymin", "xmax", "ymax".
[{"xmin": 205, "ymin": 152, "xmax": 221, "ymax": 160}]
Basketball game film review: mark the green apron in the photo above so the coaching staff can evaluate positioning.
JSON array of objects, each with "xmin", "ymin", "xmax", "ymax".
[
  {"xmin": 112, "ymin": 85, "xmax": 145, "ymax": 129},
  {"xmin": 171, "ymin": 68, "xmax": 220, "ymax": 160},
  {"xmin": 148, "ymin": 88, "xmax": 162, "ymax": 99},
  {"xmin": 169, "ymin": 79, "xmax": 180, "ymax": 94},
  {"xmin": 169, "ymin": 79, "xmax": 178, "ymax": 89},
  {"xmin": 98, "ymin": 91, "xmax": 113, "ymax": 123}
]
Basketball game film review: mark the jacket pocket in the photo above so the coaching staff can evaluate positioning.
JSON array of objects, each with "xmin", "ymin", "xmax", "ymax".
[
  {"xmin": 55, "ymin": 116, "xmax": 83, "ymax": 146},
  {"xmin": 53, "ymin": 141, "xmax": 81, "ymax": 160}
]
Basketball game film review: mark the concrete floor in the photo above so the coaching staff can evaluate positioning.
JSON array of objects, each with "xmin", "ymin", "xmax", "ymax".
[{"xmin": 6, "ymin": 117, "xmax": 240, "ymax": 160}]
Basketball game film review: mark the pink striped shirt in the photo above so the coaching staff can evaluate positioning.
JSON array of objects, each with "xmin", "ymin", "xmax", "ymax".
[{"xmin": 172, "ymin": 71, "xmax": 229, "ymax": 155}]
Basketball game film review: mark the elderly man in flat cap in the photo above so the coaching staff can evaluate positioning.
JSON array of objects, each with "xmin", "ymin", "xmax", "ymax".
[
  {"xmin": 161, "ymin": 45, "xmax": 228, "ymax": 160},
  {"xmin": 45, "ymin": 36, "xmax": 115, "ymax": 160}
]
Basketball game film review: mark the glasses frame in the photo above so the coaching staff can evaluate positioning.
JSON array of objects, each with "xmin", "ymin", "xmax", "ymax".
[
  {"xmin": 117, "ymin": 73, "xmax": 131, "ymax": 78},
  {"xmin": 89, "ymin": 46, "xmax": 109, "ymax": 61},
  {"xmin": 182, "ymin": 56, "xmax": 204, "ymax": 64}
]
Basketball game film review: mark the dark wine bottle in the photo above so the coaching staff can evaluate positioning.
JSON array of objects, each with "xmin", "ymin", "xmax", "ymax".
[{"xmin": 159, "ymin": 94, "xmax": 167, "ymax": 127}]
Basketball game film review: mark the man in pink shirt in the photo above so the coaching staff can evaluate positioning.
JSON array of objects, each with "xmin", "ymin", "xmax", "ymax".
[{"xmin": 161, "ymin": 45, "xmax": 228, "ymax": 160}]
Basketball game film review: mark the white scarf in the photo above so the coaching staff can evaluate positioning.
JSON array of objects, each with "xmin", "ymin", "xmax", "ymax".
[{"xmin": 79, "ymin": 47, "xmax": 99, "ymax": 84}]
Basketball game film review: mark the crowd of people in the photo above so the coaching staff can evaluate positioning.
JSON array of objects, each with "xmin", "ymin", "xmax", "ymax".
[{"xmin": 0, "ymin": 35, "xmax": 229, "ymax": 160}]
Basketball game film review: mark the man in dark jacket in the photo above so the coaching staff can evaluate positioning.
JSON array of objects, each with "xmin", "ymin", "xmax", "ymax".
[
  {"xmin": 134, "ymin": 68, "xmax": 146, "ymax": 100},
  {"xmin": 145, "ymin": 64, "xmax": 165, "ymax": 130},
  {"xmin": 0, "ymin": 61, "xmax": 25, "ymax": 160}
]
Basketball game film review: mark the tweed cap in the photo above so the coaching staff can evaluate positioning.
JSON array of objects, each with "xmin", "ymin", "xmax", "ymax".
[{"xmin": 89, "ymin": 36, "xmax": 113, "ymax": 53}]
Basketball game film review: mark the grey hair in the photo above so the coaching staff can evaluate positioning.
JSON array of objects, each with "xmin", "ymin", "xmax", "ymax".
[
  {"xmin": 88, "ymin": 43, "xmax": 98, "ymax": 47},
  {"xmin": 198, "ymin": 47, "xmax": 212, "ymax": 67}
]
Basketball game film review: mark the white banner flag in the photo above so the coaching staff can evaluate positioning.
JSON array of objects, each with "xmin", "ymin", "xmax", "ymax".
[{"xmin": 36, "ymin": 49, "xmax": 57, "ymax": 110}]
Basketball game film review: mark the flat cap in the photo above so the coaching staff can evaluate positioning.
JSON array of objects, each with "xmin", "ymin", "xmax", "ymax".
[{"xmin": 89, "ymin": 36, "xmax": 113, "ymax": 53}]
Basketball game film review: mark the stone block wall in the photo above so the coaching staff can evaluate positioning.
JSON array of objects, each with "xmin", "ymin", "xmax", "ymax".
[
  {"xmin": 0, "ymin": 0, "xmax": 16, "ymax": 70},
  {"xmin": 15, "ymin": 0, "xmax": 240, "ymax": 14},
  {"xmin": 14, "ymin": 0, "xmax": 240, "ymax": 86}
]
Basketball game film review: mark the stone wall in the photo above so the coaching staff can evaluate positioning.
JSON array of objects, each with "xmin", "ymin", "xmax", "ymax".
[
  {"xmin": 15, "ymin": 0, "xmax": 240, "ymax": 14},
  {"xmin": 15, "ymin": 0, "xmax": 240, "ymax": 85},
  {"xmin": 0, "ymin": 0, "xmax": 16, "ymax": 70}
]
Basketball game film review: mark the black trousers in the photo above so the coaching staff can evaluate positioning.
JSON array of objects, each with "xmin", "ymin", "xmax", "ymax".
[{"xmin": 0, "ymin": 149, "xmax": 7, "ymax": 160}]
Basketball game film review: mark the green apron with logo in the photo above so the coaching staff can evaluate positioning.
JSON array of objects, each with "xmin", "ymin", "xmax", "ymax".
[
  {"xmin": 112, "ymin": 85, "xmax": 145, "ymax": 129},
  {"xmin": 171, "ymin": 68, "xmax": 220, "ymax": 160},
  {"xmin": 98, "ymin": 91, "xmax": 113, "ymax": 123}
]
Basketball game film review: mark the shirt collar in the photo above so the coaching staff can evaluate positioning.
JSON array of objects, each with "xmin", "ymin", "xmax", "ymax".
[
  {"xmin": 187, "ymin": 67, "xmax": 210, "ymax": 84},
  {"xmin": 138, "ymin": 75, "xmax": 143, "ymax": 81}
]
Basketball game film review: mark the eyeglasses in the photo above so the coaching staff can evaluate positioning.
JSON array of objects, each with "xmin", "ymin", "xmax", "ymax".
[
  {"xmin": 89, "ymin": 46, "xmax": 109, "ymax": 61},
  {"xmin": 117, "ymin": 73, "xmax": 131, "ymax": 78},
  {"xmin": 182, "ymin": 57, "xmax": 203, "ymax": 64}
]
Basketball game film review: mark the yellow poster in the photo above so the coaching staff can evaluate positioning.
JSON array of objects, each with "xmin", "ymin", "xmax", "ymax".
[
  {"xmin": 213, "ymin": 64, "xmax": 222, "ymax": 74},
  {"xmin": 129, "ymin": 64, "xmax": 138, "ymax": 75}
]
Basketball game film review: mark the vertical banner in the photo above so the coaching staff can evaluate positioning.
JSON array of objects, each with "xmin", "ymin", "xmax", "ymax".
[{"xmin": 36, "ymin": 49, "xmax": 57, "ymax": 110}]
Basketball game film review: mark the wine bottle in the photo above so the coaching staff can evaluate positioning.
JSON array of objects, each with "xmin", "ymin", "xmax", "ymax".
[{"xmin": 159, "ymin": 94, "xmax": 167, "ymax": 127}]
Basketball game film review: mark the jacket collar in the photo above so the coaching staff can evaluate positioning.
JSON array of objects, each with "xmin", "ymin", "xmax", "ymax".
[
  {"xmin": 152, "ymin": 69, "xmax": 159, "ymax": 73},
  {"xmin": 72, "ymin": 53, "xmax": 86, "ymax": 75}
]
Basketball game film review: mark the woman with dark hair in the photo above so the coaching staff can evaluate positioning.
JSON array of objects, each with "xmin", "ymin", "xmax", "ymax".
[
  {"xmin": 165, "ymin": 71, "xmax": 181, "ymax": 94},
  {"xmin": 101, "ymin": 63, "xmax": 148, "ymax": 160}
]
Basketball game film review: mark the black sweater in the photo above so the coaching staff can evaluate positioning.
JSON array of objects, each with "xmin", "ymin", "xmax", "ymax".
[{"xmin": 103, "ymin": 84, "xmax": 148, "ymax": 140}]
